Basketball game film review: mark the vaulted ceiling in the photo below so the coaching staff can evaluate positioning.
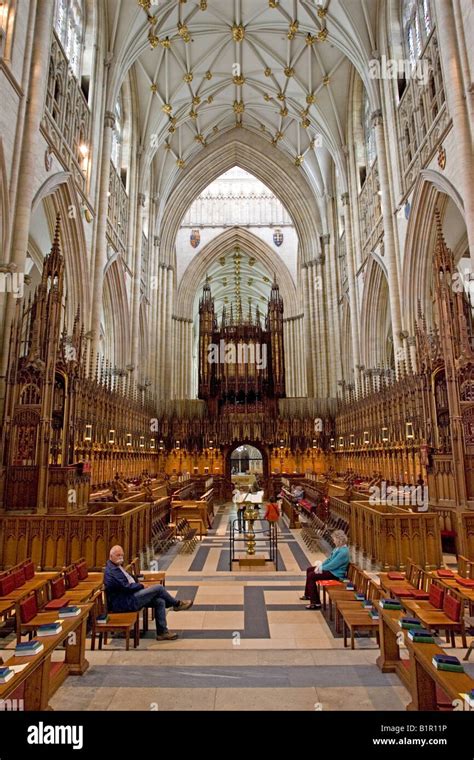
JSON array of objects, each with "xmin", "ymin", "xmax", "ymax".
[{"xmin": 105, "ymin": 0, "xmax": 379, "ymax": 209}]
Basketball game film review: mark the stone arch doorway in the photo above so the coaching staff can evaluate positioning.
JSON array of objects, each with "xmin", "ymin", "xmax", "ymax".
[{"xmin": 223, "ymin": 441, "xmax": 270, "ymax": 499}]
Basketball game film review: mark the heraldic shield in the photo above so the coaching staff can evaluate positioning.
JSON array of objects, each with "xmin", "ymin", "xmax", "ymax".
[
  {"xmin": 273, "ymin": 229, "xmax": 283, "ymax": 247},
  {"xmin": 190, "ymin": 229, "xmax": 201, "ymax": 248}
]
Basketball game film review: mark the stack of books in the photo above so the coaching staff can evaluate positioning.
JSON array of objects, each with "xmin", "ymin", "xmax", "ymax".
[
  {"xmin": 463, "ymin": 689, "xmax": 474, "ymax": 708},
  {"xmin": 369, "ymin": 609, "xmax": 380, "ymax": 620},
  {"xmin": 58, "ymin": 606, "xmax": 81, "ymax": 618},
  {"xmin": 407, "ymin": 627, "xmax": 435, "ymax": 643},
  {"xmin": 379, "ymin": 599, "xmax": 402, "ymax": 610},
  {"xmin": 354, "ymin": 592, "xmax": 366, "ymax": 601},
  {"xmin": 96, "ymin": 614, "xmax": 109, "ymax": 625},
  {"xmin": 363, "ymin": 600, "xmax": 374, "ymax": 609},
  {"xmin": 344, "ymin": 582, "xmax": 355, "ymax": 590},
  {"xmin": 37, "ymin": 622, "xmax": 63, "ymax": 637},
  {"xmin": 15, "ymin": 640, "xmax": 44, "ymax": 657},
  {"xmin": 0, "ymin": 666, "xmax": 14, "ymax": 684},
  {"xmin": 398, "ymin": 616, "xmax": 423, "ymax": 630},
  {"xmin": 432, "ymin": 654, "xmax": 464, "ymax": 673}
]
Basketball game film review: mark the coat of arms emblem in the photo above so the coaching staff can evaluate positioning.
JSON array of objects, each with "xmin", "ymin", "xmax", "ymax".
[
  {"xmin": 273, "ymin": 229, "xmax": 283, "ymax": 247},
  {"xmin": 190, "ymin": 229, "xmax": 201, "ymax": 248}
]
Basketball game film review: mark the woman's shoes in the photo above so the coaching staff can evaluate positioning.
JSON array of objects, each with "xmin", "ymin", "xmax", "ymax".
[
  {"xmin": 305, "ymin": 603, "xmax": 322, "ymax": 610},
  {"xmin": 299, "ymin": 595, "xmax": 309, "ymax": 600}
]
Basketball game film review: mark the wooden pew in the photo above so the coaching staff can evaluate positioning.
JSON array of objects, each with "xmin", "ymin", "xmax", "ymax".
[{"xmin": 406, "ymin": 639, "xmax": 474, "ymax": 711}]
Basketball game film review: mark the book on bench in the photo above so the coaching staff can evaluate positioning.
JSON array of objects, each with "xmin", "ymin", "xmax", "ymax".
[
  {"xmin": 58, "ymin": 606, "xmax": 81, "ymax": 618},
  {"xmin": 97, "ymin": 614, "xmax": 109, "ymax": 624},
  {"xmin": 15, "ymin": 640, "xmax": 44, "ymax": 656},
  {"xmin": 379, "ymin": 599, "xmax": 402, "ymax": 610},
  {"xmin": 407, "ymin": 628, "xmax": 435, "ymax": 643},
  {"xmin": 369, "ymin": 609, "xmax": 379, "ymax": 619},
  {"xmin": 354, "ymin": 593, "xmax": 366, "ymax": 601},
  {"xmin": 37, "ymin": 622, "xmax": 63, "ymax": 636},
  {"xmin": 0, "ymin": 667, "xmax": 14, "ymax": 683},
  {"xmin": 398, "ymin": 617, "xmax": 422, "ymax": 629},
  {"xmin": 432, "ymin": 654, "xmax": 464, "ymax": 673}
]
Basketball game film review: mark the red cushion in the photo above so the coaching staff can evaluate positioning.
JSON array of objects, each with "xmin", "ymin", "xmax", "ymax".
[
  {"xmin": 443, "ymin": 594, "xmax": 461, "ymax": 622},
  {"xmin": 76, "ymin": 562, "xmax": 88, "ymax": 581},
  {"xmin": 66, "ymin": 568, "xmax": 79, "ymax": 589},
  {"xmin": 429, "ymin": 585, "xmax": 444, "ymax": 609},
  {"xmin": 440, "ymin": 530, "xmax": 456, "ymax": 537},
  {"xmin": 317, "ymin": 580, "xmax": 343, "ymax": 587},
  {"xmin": 410, "ymin": 589, "xmax": 430, "ymax": 599},
  {"xmin": 20, "ymin": 595, "xmax": 37, "ymax": 623},
  {"xmin": 22, "ymin": 561, "xmax": 35, "ymax": 580},
  {"xmin": 387, "ymin": 572, "xmax": 405, "ymax": 580},
  {"xmin": 390, "ymin": 586, "xmax": 414, "ymax": 597},
  {"xmin": 12, "ymin": 568, "xmax": 25, "ymax": 587},
  {"xmin": 50, "ymin": 577, "xmax": 66, "ymax": 599},
  {"xmin": 457, "ymin": 578, "xmax": 474, "ymax": 588},
  {"xmin": 0, "ymin": 574, "xmax": 16, "ymax": 597},
  {"xmin": 45, "ymin": 597, "xmax": 69, "ymax": 610},
  {"xmin": 437, "ymin": 569, "xmax": 455, "ymax": 578}
]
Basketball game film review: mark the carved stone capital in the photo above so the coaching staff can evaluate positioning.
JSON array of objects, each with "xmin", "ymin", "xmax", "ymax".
[
  {"xmin": 104, "ymin": 110, "xmax": 116, "ymax": 129},
  {"xmin": 340, "ymin": 192, "xmax": 350, "ymax": 207},
  {"xmin": 0, "ymin": 262, "xmax": 18, "ymax": 273},
  {"xmin": 137, "ymin": 192, "xmax": 146, "ymax": 207},
  {"xmin": 370, "ymin": 109, "xmax": 383, "ymax": 128}
]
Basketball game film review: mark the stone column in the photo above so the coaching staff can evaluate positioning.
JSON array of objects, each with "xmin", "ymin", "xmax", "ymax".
[
  {"xmin": 371, "ymin": 111, "xmax": 404, "ymax": 375},
  {"xmin": 434, "ymin": 0, "xmax": 474, "ymax": 262},
  {"xmin": 302, "ymin": 264, "xmax": 315, "ymax": 395},
  {"xmin": 0, "ymin": 0, "xmax": 55, "ymax": 380},
  {"xmin": 341, "ymin": 193, "xmax": 361, "ymax": 394},
  {"xmin": 130, "ymin": 190, "xmax": 145, "ymax": 373},
  {"xmin": 90, "ymin": 110, "xmax": 116, "ymax": 360}
]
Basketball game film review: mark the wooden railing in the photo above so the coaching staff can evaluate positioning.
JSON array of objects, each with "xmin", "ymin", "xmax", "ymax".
[{"xmin": 0, "ymin": 497, "xmax": 170, "ymax": 570}]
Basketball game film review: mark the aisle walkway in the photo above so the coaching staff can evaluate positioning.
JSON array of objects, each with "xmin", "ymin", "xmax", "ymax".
[{"xmin": 50, "ymin": 504, "xmax": 411, "ymax": 711}]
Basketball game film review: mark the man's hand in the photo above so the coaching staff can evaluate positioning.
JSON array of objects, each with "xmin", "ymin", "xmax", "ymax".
[{"xmin": 314, "ymin": 561, "xmax": 322, "ymax": 573}]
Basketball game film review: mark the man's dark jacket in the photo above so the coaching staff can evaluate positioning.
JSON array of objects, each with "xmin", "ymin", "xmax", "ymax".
[{"xmin": 104, "ymin": 559, "xmax": 143, "ymax": 612}]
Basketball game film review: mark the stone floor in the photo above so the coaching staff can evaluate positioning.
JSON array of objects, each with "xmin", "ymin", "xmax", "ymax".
[{"xmin": 5, "ymin": 504, "xmax": 418, "ymax": 711}]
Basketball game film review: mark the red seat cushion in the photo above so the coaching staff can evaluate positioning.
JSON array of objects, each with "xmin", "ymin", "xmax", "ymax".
[
  {"xmin": 387, "ymin": 572, "xmax": 405, "ymax": 580},
  {"xmin": 443, "ymin": 594, "xmax": 461, "ymax": 622},
  {"xmin": 440, "ymin": 530, "xmax": 456, "ymax": 538},
  {"xmin": 390, "ymin": 586, "xmax": 414, "ymax": 597},
  {"xmin": 0, "ymin": 574, "xmax": 16, "ymax": 597},
  {"xmin": 20, "ymin": 595, "xmax": 37, "ymax": 623},
  {"xmin": 317, "ymin": 580, "xmax": 343, "ymax": 587},
  {"xmin": 429, "ymin": 585, "xmax": 444, "ymax": 609},
  {"xmin": 12, "ymin": 568, "xmax": 25, "ymax": 587},
  {"xmin": 410, "ymin": 589, "xmax": 430, "ymax": 599},
  {"xmin": 45, "ymin": 597, "xmax": 70, "ymax": 610},
  {"xmin": 457, "ymin": 578, "xmax": 474, "ymax": 588},
  {"xmin": 437, "ymin": 569, "xmax": 455, "ymax": 578},
  {"xmin": 65, "ymin": 568, "xmax": 79, "ymax": 589},
  {"xmin": 76, "ymin": 562, "xmax": 88, "ymax": 581},
  {"xmin": 22, "ymin": 561, "xmax": 35, "ymax": 580},
  {"xmin": 50, "ymin": 577, "xmax": 66, "ymax": 599}
]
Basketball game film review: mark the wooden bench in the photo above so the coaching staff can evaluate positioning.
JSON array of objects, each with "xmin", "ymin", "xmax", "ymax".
[
  {"xmin": 90, "ymin": 591, "xmax": 139, "ymax": 651},
  {"xmin": 406, "ymin": 638, "xmax": 474, "ymax": 711}
]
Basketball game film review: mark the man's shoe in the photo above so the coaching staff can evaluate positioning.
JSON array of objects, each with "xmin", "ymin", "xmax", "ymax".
[
  {"xmin": 305, "ymin": 603, "xmax": 322, "ymax": 610},
  {"xmin": 174, "ymin": 599, "xmax": 193, "ymax": 611},
  {"xmin": 156, "ymin": 631, "xmax": 178, "ymax": 640}
]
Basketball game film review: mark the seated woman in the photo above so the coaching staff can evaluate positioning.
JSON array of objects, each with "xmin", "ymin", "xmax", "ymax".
[{"xmin": 301, "ymin": 530, "xmax": 350, "ymax": 609}]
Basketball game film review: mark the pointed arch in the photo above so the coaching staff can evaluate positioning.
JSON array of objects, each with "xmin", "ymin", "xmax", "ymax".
[
  {"xmin": 102, "ymin": 258, "xmax": 131, "ymax": 370},
  {"xmin": 360, "ymin": 257, "xmax": 393, "ymax": 369}
]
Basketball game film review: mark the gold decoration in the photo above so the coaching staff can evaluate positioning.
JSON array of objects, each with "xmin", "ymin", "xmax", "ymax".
[
  {"xmin": 302, "ymin": 117, "xmax": 310, "ymax": 128},
  {"xmin": 437, "ymin": 144, "xmax": 446, "ymax": 169},
  {"xmin": 138, "ymin": 0, "xmax": 151, "ymax": 10},
  {"xmin": 195, "ymin": 134, "xmax": 206, "ymax": 144},
  {"xmin": 317, "ymin": 6, "xmax": 328, "ymax": 18},
  {"xmin": 306, "ymin": 33, "xmax": 316, "ymax": 45},
  {"xmin": 200, "ymin": 0, "xmax": 207, "ymax": 9},
  {"xmin": 178, "ymin": 22, "xmax": 191, "ymax": 42},
  {"xmin": 169, "ymin": 117, "xmax": 177, "ymax": 127},
  {"xmin": 160, "ymin": 37, "xmax": 171, "ymax": 48},
  {"xmin": 233, "ymin": 100, "xmax": 245, "ymax": 114},
  {"xmin": 269, "ymin": 0, "xmax": 279, "ymax": 6},
  {"xmin": 280, "ymin": 106, "xmax": 288, "ymax": 116},
  {"xmin": 322, "ymin": 75, "xmax": 330, "ymax": 85},
  {"xmin": 147, "ymin": 14, "xmax": 157, "ymax": 25},
  {"xmin": 168, "ymin": 125, "xmax": 176, "ymax": 133},
  {"xmin": 193, "ymin": 95, "xmax": 201, "ymax": 105},
  {"xmin": 176, "ymin": 158, "xmax": 185, "ymax": 169},
  {"xmin": 189, "ymin": 109, "xmax": 198, "ymax": 119},
  {"xmin": 183, "ymin": 72, "xmax": 194, "ymax": 83},
  {"xmin": 272, "ymin": 131, "xmax": 283, "ymax": 144},
  {"xmin": 295, "ymin": 154, "xmax": 304, "ymax": 166},
  {"xmin": 233, "ymin": 74, "xmax": 245, "ymax": 85},
  {"xmin": 318, "ymin": 28, "xmax": 328, "ymax": 41},
  {"xmin": 162, "ymin": 103, "xmax": 172, "ymax": 114},
  {"xmin": 260, "ymin": 123, "xmax": 266, "ymax": 131},
  {"xmin": 284, "ymin": 67, "xmax": 294, "ymax": 78},
  {"xmin": 164, "ymin": 141, "xmax": 172, "ymax": 150},
  {"xmin": 277, "ymin": 92, "xmax": 285, "ymax": 101},
  {"xmin": 232, "ymin": 23, "xmax": 245, "ymax": 42},
  {"xmin": 263, "ymin": 94, "xmax": 271, "ymax": 101},
  {"xmin": 264, "ymin": 67, "xmax": 272, "ymax": 77},
  {"xmin": 213, "ymin": 125, "xmax": 219, "ymax": 133},
  {"xmin": 306, "ymin": 93, "xmax": 316, "ymax": 105},
  {"xmin": 150, "ymin": 83, "xmax": 158, "ymax": 93},
  {"xmin": 148, "ymin": 33, "xmax": 159, "ymax": 48},
  {"xmin": 288, "ymin": 20, "xmax": 299, "ymax": 39},
  {"xmin": 219, "ymin": 256, "xmax": 226, "ymax": 266},
  {"xmin": 205, "ymin": 70, "xmax": 212, "ymax": 80},
  {"xmin": 207, "ymin": 95, "xmax": 214, "ymax": 103}
]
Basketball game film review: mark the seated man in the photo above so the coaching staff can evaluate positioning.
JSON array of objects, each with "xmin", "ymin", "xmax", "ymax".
[
  {"xmin": 104, "ymin": 545, "xmax": 193, "ymax": 640},
  {"xmin": 300, "ymin": 530, "xmax": 350, "ymax": 610}
]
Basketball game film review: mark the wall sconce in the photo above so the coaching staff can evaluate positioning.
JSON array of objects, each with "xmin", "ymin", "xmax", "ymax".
[
  {"xmin": 84, "ymin": 424, "xmax": 92, "ymax": 442},
  {"xmin": 406, "ymin": 422, "xmax": 414, "ymax": 439},
  {"xmin": 279, "ymin": 439, "xmax": 284, "ymax": 450},
  {"xmin": 209, "ymin": 439, "xmax": 214, "ymax": 450},
  {"xmin": 339, "ymin": 436, "xmax": 344, "ymax": 448},
  {"xmin": 126, "ymin": 433, "xmax": 132, "ymax": 446},
  {"xmin": 382, "ymin": 427, "xmax": 388, "ymax": 442},
  {"xmin": 363, "ymin": 431, "xmax": 369, "ymax": 445},
  {"xmin": 79, "ymin": 143, "xmax": 89, "ymax": 172},
  {"xmin": 330, "ymin": 438, "xmax": 335, "ymax": 449},
  {"xmin": 312, "ymin": 439, "xmax": 317, "ymax": 449},
  {"xmin": 159, "ymin": 439, "xmax": 164, "ymax": 451},
  {"xmin": 108, "ymin": 429, "xmax": 115, "ymax": 444},
  {"xmin": 175, "ymin": 440, "xmax": 180, "ymax": 450},
  {"xmin": 350, "ymin": 434, "xmax": 355, "ymax": 446},
  {"xmin": 139, "ymin": 436, "xmax": 145, "ymax": 448},
  {"xmin": 150, "ymin": 439, "xmax": 155, "ymax": 450}
]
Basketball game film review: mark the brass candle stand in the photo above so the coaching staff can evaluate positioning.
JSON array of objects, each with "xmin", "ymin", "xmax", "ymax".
[{"xmin": 243, "ymin": 503, "xmax": 260, "ymax": 555}]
